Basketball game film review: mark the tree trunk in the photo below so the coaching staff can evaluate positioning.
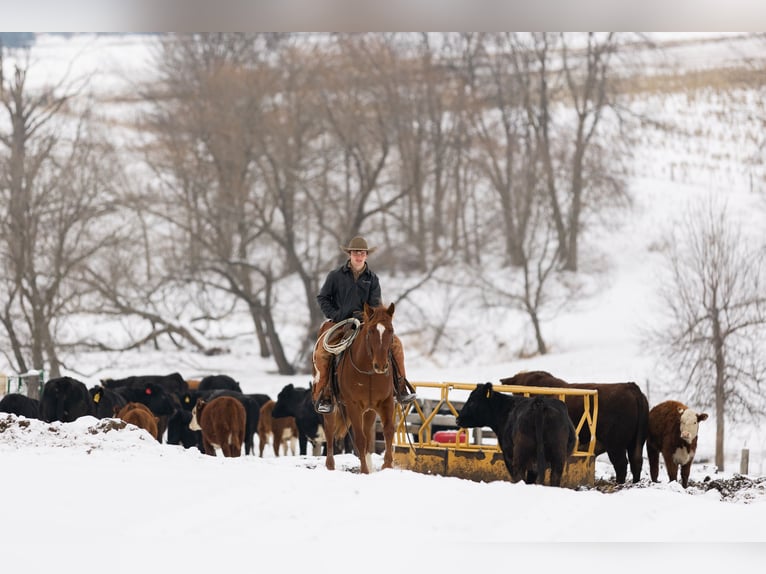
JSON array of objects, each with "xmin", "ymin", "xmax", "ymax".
[
  {"xmin": 260, "ymin": 305, "xmax": 295, "ymax": 375},
  {"xmin": 713, "ymin": 312, "xmax": 726, "ymax": 471},
  {"xmin": 529, "ymin": 310, "xmax": 547, "ymax": 355},
  {"xmin": 248, "ymin": 302, "xmax": 271, "ymax": 359}
]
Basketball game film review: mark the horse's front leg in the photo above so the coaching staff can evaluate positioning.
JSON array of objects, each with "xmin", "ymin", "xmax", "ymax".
[
  {"xmin": 322, "ymin": 412, "xmax": 336, "ymax": 471},
  {"xmin": 361, "ymin": 409, "xmax": 378, "ymax": 472},
  {"xmin": 377, "ymin": 399, "xmax": 395, "ymax": 470}
]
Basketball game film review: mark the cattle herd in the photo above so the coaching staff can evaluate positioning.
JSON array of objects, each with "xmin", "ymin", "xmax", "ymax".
[
  {"xmin": 0, "ymin": 368, "xmax": 709, "ymax": 489},
  {"xmin": 480, "ymin": 370, "xmax": 708, "ymax": 488},
  {"xmin": 0, "ymin": 372, "xmax": 301, "ymax": 460}
]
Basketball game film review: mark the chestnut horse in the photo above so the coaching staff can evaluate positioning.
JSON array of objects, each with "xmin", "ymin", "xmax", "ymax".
[{"xmin": 322, "ymin": 302, "xmax": 397, "ymax": 474}]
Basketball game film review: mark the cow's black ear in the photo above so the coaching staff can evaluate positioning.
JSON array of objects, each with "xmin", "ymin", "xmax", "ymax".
[{"xmin": 483, "ymin": 382, "xmax": 493, "ymax": 398}]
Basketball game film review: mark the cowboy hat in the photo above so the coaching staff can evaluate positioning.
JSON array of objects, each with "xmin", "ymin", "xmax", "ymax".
[{"xmin": 340, "ymin": 236, "xmax": 377, "ymax": 254}]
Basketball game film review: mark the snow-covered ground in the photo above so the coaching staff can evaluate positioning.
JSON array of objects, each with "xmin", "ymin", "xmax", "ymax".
[{"xmin": 1, "ymin": 412, "xmax": 764, "ymax": 571}]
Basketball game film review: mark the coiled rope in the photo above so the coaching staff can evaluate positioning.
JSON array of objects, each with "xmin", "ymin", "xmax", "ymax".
[{"xmin": 322, "ymin": 318, "xmax": 361, "ymax": 354}]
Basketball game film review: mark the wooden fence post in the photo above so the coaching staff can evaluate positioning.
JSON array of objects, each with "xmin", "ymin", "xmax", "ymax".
[{"xmin": 740, "ymin": 448, "xmax": 750, "ymax": 475}]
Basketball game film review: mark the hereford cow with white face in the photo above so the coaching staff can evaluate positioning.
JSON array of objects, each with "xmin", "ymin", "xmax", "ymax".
[
  {"xmin": 647, "ymin": 400, "xmax": 709, "ymax": 488},
  {"xmin": 189, "ymin": 396, "xmax": 246, "ymax": 458}
]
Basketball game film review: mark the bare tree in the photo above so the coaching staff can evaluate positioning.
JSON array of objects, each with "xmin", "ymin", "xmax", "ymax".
[
  {"xmin": 137, "ymin": 33, "xmax": 303, "ymax": 375},
  {"xmin": 248, "ymin": 38, "xmax": 336, "ymax": 369},
  {"xmin": 478, "ymin": 199, "xmax": 578, "ymax": 356},
  {"xmin": 0, "ymin": 48, "xmax": 122, "ymax": 377},
  {"xmin": 356, "ymin": 34, "xmax": 465, "ymax": 272},
  {"xmin": 460, "ymin": 32, "xmax": 536, "ymax": 268},
  {"xmin": 650, "ymin": 198, "xmax": 766, "ymax": 470},
  {"xmin": 516, "ymin": 33, "xmax": 631, "ymax": 271},
  {"xmin": 312, "ymin": 35, "xmax": 401, "ymax": 253}
]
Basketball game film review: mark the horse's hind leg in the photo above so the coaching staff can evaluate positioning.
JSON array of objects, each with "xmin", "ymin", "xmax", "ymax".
[
  {"xmin": 347, "ymin": 409, "xmax": 369, "ymax": 473},
  {"xmin": 323, "ymin": 412, "xmax": 337, "ymax": 471}
]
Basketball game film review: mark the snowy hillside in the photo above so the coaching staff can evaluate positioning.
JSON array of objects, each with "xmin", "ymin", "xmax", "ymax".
[
  {"xmin": 2, "ymin": 35, "xmax": 766, "ymax": 569},
  {"xmin": 3, "ymin": 33, "xmax": 766, "ymax": 474}
]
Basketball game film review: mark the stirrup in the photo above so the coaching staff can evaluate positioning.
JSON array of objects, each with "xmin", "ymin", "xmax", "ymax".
[
  {"xmin": 395, "ymin": 391, "xmax": 417, "ymax": 406},
  {"xmin": 314, "ymin": 397, "xmax": 334, "ymax": 414}
]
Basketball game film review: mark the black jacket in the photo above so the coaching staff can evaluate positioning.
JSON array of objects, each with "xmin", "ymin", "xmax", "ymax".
[{"xmin": 317, "ymin": 261, "xmax": 382, "ymax": 322}]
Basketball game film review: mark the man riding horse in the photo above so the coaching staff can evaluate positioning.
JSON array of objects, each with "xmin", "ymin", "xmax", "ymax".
[{"xmin": 312, "ymin": 236, "xmax": 416, "ymax": 414}]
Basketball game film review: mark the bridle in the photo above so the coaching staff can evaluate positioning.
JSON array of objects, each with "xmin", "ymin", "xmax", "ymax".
[{"xmin": 347, "ymin": 319, "xmax": 392, "ymax": 376}]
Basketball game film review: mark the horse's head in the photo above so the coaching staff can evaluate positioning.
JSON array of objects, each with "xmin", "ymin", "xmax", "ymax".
[{"xmin": 362, "ymin": 302, "xmax": 395, "ymax": 375}]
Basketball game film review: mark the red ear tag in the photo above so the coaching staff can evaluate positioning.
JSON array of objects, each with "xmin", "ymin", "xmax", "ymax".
[{"xmin": 145, "ymin": 388, "xmax": 152, "ymax": 395}]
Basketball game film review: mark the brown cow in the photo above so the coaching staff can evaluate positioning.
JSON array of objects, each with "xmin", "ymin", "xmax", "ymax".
[
  {"xmin": 647, "ymin": 400, "xmax": 708, "ymax": 488},
  {"xmin": 186, "ymin": 379, "xmax": 201, "ymax": 391},
  {"xmin": 499, "ymin": 370, "xmax": 649, "ymax": 484},
  {"xmin": 114, "ymin": 402, "xmax": 159, "ymax": 440},
  {"xmin": 257, "ymin": 399, "xmax": 299, "ymax": 457},
  {"xmin": 189, "ymin": 396, "xmax": 246, "ymax": 457}
]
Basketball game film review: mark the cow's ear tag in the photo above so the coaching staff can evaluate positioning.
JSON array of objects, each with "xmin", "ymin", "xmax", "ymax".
[
  {"xmin": 93, "ymin": 392, "xmax": 101, "ymax": 403},
  {"xmin": 145, "ymin": 388, "xmax": 152, "ymax": 395},
  {"xmin": 184, "ymin": 396, "xmax": 190, "ymax": 403},
  {"xmin": 485, "ymin": 388, "xmax": 491, "ymax": 398}
]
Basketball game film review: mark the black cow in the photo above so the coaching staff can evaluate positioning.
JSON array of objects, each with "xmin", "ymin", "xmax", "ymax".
[
  {"xmin": 88, "ymin": 385, "xmax": 127, "ymax": 419},
  {"xmin": 198, "ymin": 374, "xmax": 242, "ymax": 393},
  {"xmin": 115, "ymin": 383, "xmax": 176, "ymax": 416},
  {"xmin": 177, "ymin": 389, "xmax": 211, "ymax": 411},
  {"xmin": 245, "ymin": 393, "xmax": 272, "ymax": 408},
  {"xmin": 500, "ymin": 370, "xmax": 649, "ymax": 484},
  {"xmin": 40, "ymin": 376, "xmax": 94, "ymax": 423},
  {"xmin": 0, "ymin": 393, "xmax": 40, "ymax": 419},
  {"xmin": 166, "ymin": 408, "xmax": 203, "ymax": 452},
  {"xmin": 272, "ymin": 384, "xmax": 326, "ymax": 456},
  {"xmin": 456, "ymin": 382, "xmax": 576, "ymax": 487},
  {"xmin": 101, "ymin": 372, "xmax": 188, "ymax": 395}
]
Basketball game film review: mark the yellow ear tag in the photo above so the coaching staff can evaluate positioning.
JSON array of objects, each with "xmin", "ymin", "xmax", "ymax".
[
  {"xmin": 93, "ymin": 392, "xmax": 101, "ymax": 403},
  {"xmin": 485, "ymin": 389, "xmax": 491, "ymax": 398},
  {"xmin": 184, "ymin": 396, "xmax": 190, "ymax": 403}
]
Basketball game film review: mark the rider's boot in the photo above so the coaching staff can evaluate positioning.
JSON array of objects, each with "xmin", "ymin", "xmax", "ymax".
[
  {"xmin": 394, "ymin": 376, "xmax": 417, "ymax": 406},
  {"xmin": 391, "ymin": 337, "xmax": 416, "ymax": 406},
  {"xmin": 314, "ymin": 387, "xmax": 334, "ymax": 414},
  {"xmin": 311, "ymin": 353, "xmax": 335, "ymax": 415}
]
